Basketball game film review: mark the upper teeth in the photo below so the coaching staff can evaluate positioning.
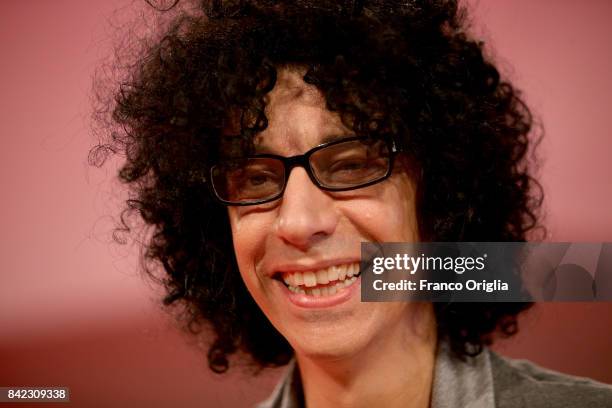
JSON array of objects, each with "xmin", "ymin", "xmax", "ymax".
[{"xmin": 281, "ymin": 263, "xmax": 360, "ymax": 287}]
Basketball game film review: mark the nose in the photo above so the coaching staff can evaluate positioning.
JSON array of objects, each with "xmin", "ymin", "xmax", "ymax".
[{"xmin": 275, "ymin": 167, "xmax": 338, "ymax": 250}]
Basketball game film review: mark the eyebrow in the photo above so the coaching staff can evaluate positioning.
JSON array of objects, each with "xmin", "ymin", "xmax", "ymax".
[
  {"xmin": 254, "ymin": 133, "xmax": 355, "ymax": 154},
  {"xmin": 319, "ymin": 134, "xmax": 355, "ymax": 144}
]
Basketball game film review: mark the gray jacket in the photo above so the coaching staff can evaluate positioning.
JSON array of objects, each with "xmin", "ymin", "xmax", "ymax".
[{"xmin": 256, "ymin": 342, "xmax": 612, "ymax": 408}]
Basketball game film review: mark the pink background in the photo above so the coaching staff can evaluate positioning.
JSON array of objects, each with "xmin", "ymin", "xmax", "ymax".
[{"xmin": 1, "ymin": 1, "xmax": 611, "ymax": 406}]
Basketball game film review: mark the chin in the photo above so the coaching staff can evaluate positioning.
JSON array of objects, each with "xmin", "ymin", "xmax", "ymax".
[
  {"xmin": 282, "ymin": 319, "xmax": 373, "ymax": 361},
  {"xmin": 292, "ymin": 337, "xmax": 364, "ymax": 361}
]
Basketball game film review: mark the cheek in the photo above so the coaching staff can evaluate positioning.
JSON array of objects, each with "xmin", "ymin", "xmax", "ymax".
[
  {"xmin": 342, "ymin": 175, "xmax": 419, "ymax": 242},
  {"xmin": 227, "ymin": 209, "xmax": 274, "ymax": 281}
]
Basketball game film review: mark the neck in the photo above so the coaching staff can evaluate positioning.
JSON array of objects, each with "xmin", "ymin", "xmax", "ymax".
[{"xmin": 295, "ymin": 304, "xmax": 437, "ymax": 408}]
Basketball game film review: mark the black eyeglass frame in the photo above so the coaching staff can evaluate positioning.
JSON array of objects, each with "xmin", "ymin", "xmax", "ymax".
[{"xmin": 209, "ymin": 135, "xmax": 400, "ymax": 206}]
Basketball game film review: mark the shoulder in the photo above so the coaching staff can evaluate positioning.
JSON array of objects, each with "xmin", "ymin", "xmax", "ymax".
[{"xmin": 488, "ymin": 350, "xmax": 612, "ymax": 408}]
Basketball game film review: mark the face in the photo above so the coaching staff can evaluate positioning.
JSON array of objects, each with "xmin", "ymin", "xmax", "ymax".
[{"xmin": 227, "ymin": 68, "xmax": 428, "ymax": 361}]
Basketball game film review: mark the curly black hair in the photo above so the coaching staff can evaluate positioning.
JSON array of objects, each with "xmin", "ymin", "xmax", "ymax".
[{"xmin": 90, "ymin": 0, "xmax": 544, "ymax": 373}]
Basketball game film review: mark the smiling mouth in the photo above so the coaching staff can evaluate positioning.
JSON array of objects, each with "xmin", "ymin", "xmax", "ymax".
[{"xmin": 276, "ymin": 262, "xmax": 361, "ymax": 297}]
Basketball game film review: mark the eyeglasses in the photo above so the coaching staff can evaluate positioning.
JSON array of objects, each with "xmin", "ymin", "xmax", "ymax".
[{"xmin": 210, "ymin": 136, "xmax": 399, "ymax": 206}]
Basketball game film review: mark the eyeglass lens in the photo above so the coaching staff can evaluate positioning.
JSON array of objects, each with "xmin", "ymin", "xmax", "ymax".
[{"xmin": 310, "ymin": 138, "xmax": 390, "ymax": 188}]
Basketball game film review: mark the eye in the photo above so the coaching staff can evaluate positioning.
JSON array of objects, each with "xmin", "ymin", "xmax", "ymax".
[
  {"xmin": 225, "ymin": 160, "xmax": 284, "ymax": 200},
  {"xmin": 243, "ymin": 169, "xmax": 279, "ymax": 187},
  {"xmin": 329, "ymin": 158, "xmax": 368, "ymax": 173},
  {"xmin": 316, "ymin": 153, "xmax": 389, "ymax": 187}
]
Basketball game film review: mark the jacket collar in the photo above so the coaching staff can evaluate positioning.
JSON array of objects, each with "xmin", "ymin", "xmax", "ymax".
[{"xmin": 431, "ymin": 341, "xmax": 495, "ymax": 408}]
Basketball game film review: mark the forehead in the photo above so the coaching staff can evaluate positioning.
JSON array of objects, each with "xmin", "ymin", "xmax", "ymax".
[{"xmin": 254, "ymin": 67, "xmax": 352, "ymax": 154}]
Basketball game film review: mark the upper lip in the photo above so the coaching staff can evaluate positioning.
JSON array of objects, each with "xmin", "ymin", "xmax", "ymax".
[{"xmin": 267, "ymin": 258, "xmax": 360, "ymax": 279}]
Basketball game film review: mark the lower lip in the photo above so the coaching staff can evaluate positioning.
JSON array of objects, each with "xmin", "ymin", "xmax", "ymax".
[{"xmin": 277, "ymin": 275, "xmax": 361, "ymax": 308}]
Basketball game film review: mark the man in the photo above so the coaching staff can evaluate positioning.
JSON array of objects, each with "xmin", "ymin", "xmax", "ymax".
[{"xmin": 91, "ymin": 0, "xmax": 612, "ymax": 406}]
